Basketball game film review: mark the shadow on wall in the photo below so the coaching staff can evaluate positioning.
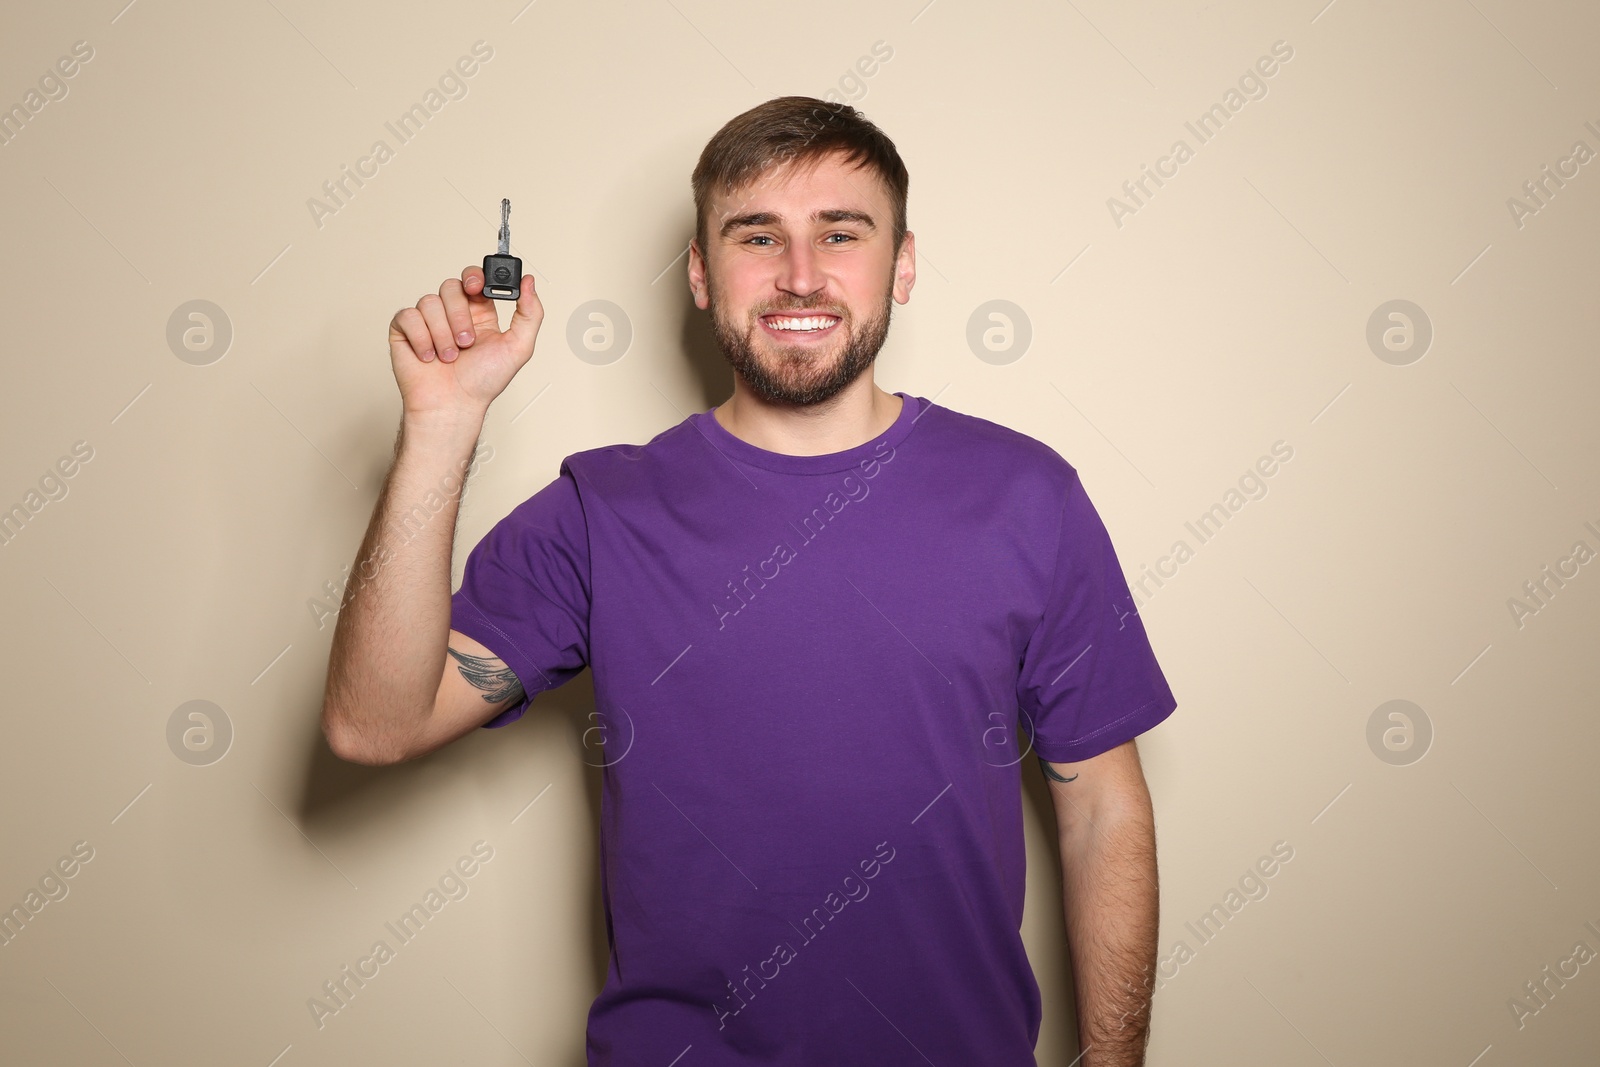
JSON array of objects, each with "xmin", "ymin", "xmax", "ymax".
[
  {"xmin": 1019, "ymin": 745, "xmax": 1085, "ymax": 1063},
  {"xmin": 299, "ymin": 669, "xmax": 604, "ymax": 1066}
]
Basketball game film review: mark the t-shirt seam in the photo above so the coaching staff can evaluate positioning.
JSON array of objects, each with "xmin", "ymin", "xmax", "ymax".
[
  {"xmin": 562, "ymin": 458, "xmax": 599, "ymax": 635},
  {"xmin": 1019, "ymin": 473, "xmax": 1072, "ymax": 679},
  {"xmin": 454, "ymin": 591, "xmax": 550, "ymax": 694},
  {"xmin": 691, "ymin": 393, "xmax": 927, "ymax": 475},
  {"xmin": 1035, "ymin": 694, "xmax": 1169, "ymax": 755}
]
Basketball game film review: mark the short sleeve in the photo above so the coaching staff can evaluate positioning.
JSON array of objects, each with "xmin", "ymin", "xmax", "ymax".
[
  {"xmin": 450, "ymin": 462, "xmax": 592, "ymax": 728},
  {"xmin": 1016, "ymin": 467, "xmax": 1177, "ymax": 762}
]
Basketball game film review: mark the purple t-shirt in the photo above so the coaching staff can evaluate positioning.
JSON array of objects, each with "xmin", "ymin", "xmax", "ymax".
[{"xmin": 450, "ymin": 391, "xmax": 1177, "ymax": 1065}]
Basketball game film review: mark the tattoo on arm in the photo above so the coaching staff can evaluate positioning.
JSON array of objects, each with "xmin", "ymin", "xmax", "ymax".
[
  {"xmin": 1040, "ymin": 756, "xmax": 1078, "ymax": 783},
  {"xmin": 447, "ymin": 646, "xmax": 526, "ymax": 706}
]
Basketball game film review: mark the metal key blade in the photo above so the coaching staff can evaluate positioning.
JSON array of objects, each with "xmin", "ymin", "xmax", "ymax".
[{"xmin": 497, "ymin": 198, "xmax": 511, "ymax": 255}]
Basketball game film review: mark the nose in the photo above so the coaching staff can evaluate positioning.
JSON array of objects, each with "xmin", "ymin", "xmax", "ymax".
[{"xmin": 775, "ymin": 237, "xmax": 824, "ymax": 303}]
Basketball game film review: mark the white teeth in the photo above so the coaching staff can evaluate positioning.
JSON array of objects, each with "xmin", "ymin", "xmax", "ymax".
[{"xmin": 766, "ymin": 316, "xmax": 837, "ymax": 331}]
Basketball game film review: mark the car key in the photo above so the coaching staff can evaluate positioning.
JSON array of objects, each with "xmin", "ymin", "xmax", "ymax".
[{"xmin": 481, "ymin": 198, "xmax": 523, "ymax": 300}]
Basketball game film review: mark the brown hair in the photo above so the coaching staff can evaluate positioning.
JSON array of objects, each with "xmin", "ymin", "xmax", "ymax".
[{"xmin": 691, "ymin": 96, "xmax": 909, "ymax": 263}]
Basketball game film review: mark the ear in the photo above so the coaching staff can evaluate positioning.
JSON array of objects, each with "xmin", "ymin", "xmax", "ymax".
[
  {"xmin": 688, "ymin": 238, "xmax": 710, "ymax": 311},
  {"xmin": 892, "ymin": 230, "xmax": 916, "ymax": 305}
]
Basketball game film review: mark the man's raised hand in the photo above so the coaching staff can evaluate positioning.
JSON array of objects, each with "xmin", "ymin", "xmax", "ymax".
[{"xmin": 388, "ymin": 265, "xmax": 543, "ymax": 420}]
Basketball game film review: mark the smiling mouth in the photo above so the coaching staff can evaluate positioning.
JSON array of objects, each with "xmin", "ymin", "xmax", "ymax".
[{"xmin": 761, "ymin": 314, "xmax": 841, "ymax": 338}]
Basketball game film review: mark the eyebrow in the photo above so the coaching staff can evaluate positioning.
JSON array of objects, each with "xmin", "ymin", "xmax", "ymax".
[{"xmin": 719, "ymin": 208, "xmax": 877, "ymax": 239}]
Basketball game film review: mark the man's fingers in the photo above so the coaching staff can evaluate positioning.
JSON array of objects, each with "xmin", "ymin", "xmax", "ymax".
[
  {"xmin": 438, "ymin": 277, "xmax": 476, "ymax": 349},
  {"xmin": 391, "ymin": 306, "xmax": 435, "ymax": 362},
  {"xmin": 416, "ymin": 293, "xmax": 459, "ymax": 363}
]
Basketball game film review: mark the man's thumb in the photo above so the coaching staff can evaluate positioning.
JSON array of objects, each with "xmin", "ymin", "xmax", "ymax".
[{"xmin": 504, "ymin": 274, "xmax": 542, "ymax": 352}]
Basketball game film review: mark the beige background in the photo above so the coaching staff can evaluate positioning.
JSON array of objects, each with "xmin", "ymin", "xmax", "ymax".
[{"xmin": 2, "ymin": 0, "xmax": 1597, "ymax": 1063}]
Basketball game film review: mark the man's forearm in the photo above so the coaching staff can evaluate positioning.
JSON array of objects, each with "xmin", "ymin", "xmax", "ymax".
[
  {"xmin": 320, "ymin": 409, "xmax": 485, "ymax": 763},
  {"xmin": 1058, "ymin": 801, "xmax": 1159, "ymax": 1067}
]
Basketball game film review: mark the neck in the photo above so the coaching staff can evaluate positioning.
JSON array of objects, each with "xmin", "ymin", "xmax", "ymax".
[{"xmin": 713, "ymin": 376, "xmax": 902, "ymax": 457}]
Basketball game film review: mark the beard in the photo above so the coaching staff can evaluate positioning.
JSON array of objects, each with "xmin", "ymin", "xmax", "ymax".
[{"xmin": 707, "ymin": 272, "xmax": 895, "ymax": 408}]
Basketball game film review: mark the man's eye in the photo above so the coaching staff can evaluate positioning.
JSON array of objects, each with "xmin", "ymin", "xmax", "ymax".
[{"xmin": 743, "ymin": 234, "xmax": 855, "ymax": 246}]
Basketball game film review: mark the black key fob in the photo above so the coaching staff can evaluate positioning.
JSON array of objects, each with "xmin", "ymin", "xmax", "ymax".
[
  {"xmin": 482, "ymin": 253, "xmax": 522, "ymax": 300},
  {"xmin": 482, "ymin": 198, "xmax": 522, "ymax": 300}
]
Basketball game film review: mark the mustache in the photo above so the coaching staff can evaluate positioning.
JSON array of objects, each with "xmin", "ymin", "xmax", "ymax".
[{"xmin": 757, "ymin": 304, "xmax": 845, "ymax": 317}]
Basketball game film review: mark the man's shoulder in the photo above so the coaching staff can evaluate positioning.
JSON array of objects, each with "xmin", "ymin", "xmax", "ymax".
[
  {"xmin": 554, "ymin": 414, "xmax": 705, "ymax": 495},
  {"xmin": 920, "ymin": 401, "xmax": 1078, "ymax": 488}
]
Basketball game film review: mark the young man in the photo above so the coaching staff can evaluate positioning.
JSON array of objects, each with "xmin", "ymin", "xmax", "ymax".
[{"xmin": 321, "ymin": 96, "xmax": 1177, "ymax": 1067}]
